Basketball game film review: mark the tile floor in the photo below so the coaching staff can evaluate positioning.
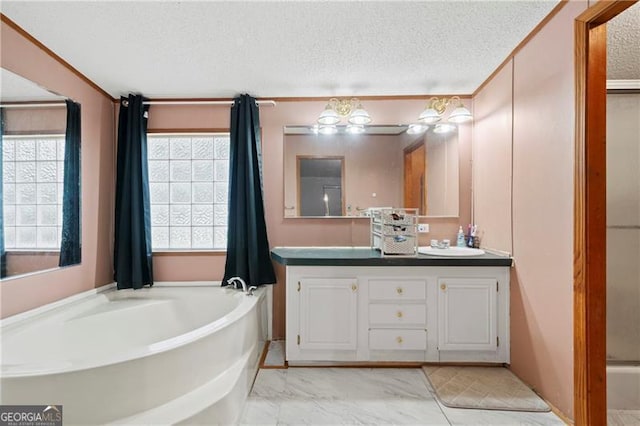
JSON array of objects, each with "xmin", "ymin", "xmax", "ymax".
[
  {"xmin": 239, "ymin": 368, "xmax": 566, "ymax": 425},
  {"xmin": 263, "ymin": 341, "xmax": 286, "ymax": 367},
  {"xmin": 607, "ymin": 409, "xmax": 640, "ymax": 426}
]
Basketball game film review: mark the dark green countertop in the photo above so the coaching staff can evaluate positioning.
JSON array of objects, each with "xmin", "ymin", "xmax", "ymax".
[{"xmin": 271, "ymin": 247, "xmax": 512, "ymax": 267}]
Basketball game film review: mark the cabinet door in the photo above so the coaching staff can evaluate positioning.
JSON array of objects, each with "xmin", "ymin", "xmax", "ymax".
[
  {"xmin": 437, "ymin": 278, "xmax": 497, "ymax": 351},
  {"xmin": 299, "ymin": 278, "xmax": 358, "ymax": 351}
]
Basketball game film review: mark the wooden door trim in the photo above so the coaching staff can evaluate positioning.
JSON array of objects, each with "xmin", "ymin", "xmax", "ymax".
[{"xmin": 574, "ymin": 2, "xmax": 637, "ymax": 425}]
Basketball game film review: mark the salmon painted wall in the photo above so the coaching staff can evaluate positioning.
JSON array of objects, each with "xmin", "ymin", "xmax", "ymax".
[
  {"xmin": 0, "ymin": 21, "xmax": 115, "ymax": 318},
  {"xmin": 471, "ymin": 1, "xmax": 588, "ymax": 419},
  {"xmin": 472, "ymin": 61, "xmax": 513, "ymax": 254},
  {"xmin": 4, "ymin": 107, "xmax": 66, "ymax": 134}
]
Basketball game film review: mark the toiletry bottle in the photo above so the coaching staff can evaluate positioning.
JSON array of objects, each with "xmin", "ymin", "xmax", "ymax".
[
  {"xmin": 456, "ymin": 226, "xmax": 465, "ymax": 247},
  {"xmin": 467, "ymin": 224, "xmax": 475, "ymax": 247}
]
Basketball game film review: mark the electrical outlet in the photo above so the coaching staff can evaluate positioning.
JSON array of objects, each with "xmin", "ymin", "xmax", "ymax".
[{"xmin": 418, "ymin": 224, "xmax": 429, "ymax": 233}]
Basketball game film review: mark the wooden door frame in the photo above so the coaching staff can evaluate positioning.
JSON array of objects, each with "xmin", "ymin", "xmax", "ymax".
[
  {"xmin": 574, "ymin": 1, "xmax": 637, "ymax": 424},
  {"xmin": 403, "ymin": 141, "xmax": 427, "ymax": 215}
]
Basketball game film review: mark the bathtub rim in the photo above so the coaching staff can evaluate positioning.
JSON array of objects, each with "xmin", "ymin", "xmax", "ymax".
[
  {"xmin": 1, "ymin": 282, "xmax": 265, "ymax": 378},
  {"xmin": 607, "ymin": 363, "xmax": 640, "ymax": 410}
]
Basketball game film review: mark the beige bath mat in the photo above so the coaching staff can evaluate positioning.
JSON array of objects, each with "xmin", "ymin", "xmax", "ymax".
[{"xmin": 422, "ymin": 366, "xmax": 551, "ymax": 412}]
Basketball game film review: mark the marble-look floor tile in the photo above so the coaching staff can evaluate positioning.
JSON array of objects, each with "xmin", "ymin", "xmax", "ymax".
[
  {"xmin": 238, "ymin": 397, "xmax": 280, "ymax": 425},
  {"xmin": 277, "ymin": 398, "xmax": 450, "ymax": 425},
  {"xmin": 264, "ymin": 341, "xmax": 286, "ymax": 367},
  {"xmin": 353, "ymin": 399, "xmax": 451, "ymax": 425},
  {"xmin": 241, "ymin": 368, "xmax": 566, "ymax": 426},
  {"xmin": 250, "ymin": 369, "xmax": 288, "ymax": 398},
  {"xmin": 608, "ymin": 409, "xmax": 640, "ymax": 426},
  {"xmin": 282, "ymin": 368, "xmax": 351, "ymax": 399},
  {"xmin": 277, "ymin": 399, "xmax": 361, "ymax": 425},
  {"xmin": 283, "ymin": 368, "xmax": 433, "ymax": 400}
]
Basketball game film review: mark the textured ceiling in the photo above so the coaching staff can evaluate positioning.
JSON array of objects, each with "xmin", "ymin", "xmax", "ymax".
[
  {"xmin": 608, "ymin": 1, "xmax": 640, "ymax": 80},
  {"xmin": 1, "ymin": 1, "xmax": 563, "ymax": 98}
]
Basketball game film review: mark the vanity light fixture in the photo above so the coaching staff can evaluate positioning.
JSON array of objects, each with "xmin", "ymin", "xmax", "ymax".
[
  {"xmin": 406, "ymin": 124, "xmax": 429, "ymax": 135},
  {"xmin": 346, "ymin": 124, "xmax": 366, "ymax": 134},
  {"xmin": 418, "ymin": 96, "xmax": 472, "ymax": 125},
  {"xmin": 318, "ymin": 125, "xmax": 338, "ymax": 135},
  {"xmin": 317, "ymin": 98, "xmax": 372, "ymax": 127},
  {"xmin": 433, "ymin": 123, "xmax": 457, "ymax": 134}
]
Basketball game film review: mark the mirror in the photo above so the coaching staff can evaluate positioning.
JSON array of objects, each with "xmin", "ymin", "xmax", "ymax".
[
  {"xmin": 284, "ymin": 125, "xmax": 459, "ymax": 218},
  {"xmin": 1, "ymin": 68, "xmax": 81, "ymax": 279}
]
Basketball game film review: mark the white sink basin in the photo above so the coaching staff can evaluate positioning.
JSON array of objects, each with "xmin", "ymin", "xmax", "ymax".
[{"xmin": 418, "ymin": 246, "xmax": 485, "ymax": 257}]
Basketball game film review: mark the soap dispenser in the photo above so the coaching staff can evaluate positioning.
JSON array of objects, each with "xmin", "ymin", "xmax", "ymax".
[{"xmin": 456, "ymin": 226, "xmax": 465, "ymax": 247}]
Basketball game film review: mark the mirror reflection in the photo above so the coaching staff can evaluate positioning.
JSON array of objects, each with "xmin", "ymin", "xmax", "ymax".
[
  {"xmin": 284, "ymin": 125, "xmax": 459, "ymax": 218},
  {"xmin": 297, "ymin": 157, "xmax": 344, "ymax": 216},
  {"xmin": 1, "ymin": 68, "xmax": 81, "ymax": 279}
]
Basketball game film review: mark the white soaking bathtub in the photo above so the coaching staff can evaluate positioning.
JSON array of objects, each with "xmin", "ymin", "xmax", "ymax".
[
  {"xmin": 608, "ymin": 364, "xmax": 640, "ymax": 410},
  {"xmin": 0, "ymin": 283, "xmax": 267, "ymax": 425}
]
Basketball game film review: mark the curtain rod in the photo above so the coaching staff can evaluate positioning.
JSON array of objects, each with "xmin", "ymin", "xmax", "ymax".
[
  {"xmin": 0, "ymin": 102, "xmax": 67, "ymax": 108},
  {"xmin": 142, "ymin": 100, "xmax": 277, "ymax": 106}
]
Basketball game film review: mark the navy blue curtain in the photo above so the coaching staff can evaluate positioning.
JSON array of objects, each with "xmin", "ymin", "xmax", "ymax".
[
  {"xmin": 222, "ymin": 94, "xmax": 276, "ymax": 286},
  {"xmin": 0, "ymin": 108, "xmax": 6, "ymax": 278},
  {"xmin": 59, "ymin": 100, "xmax": 82, "ymax": 267},
  {"xmin": 113, "ymin": 94, "xmax": 153, "ymax": 289}
]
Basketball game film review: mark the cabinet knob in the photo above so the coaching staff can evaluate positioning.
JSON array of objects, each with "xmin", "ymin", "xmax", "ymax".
[
  {"xmin": 441, "ymin": 284, "xmax": 446, "ymax": 291},
  {"xmin": 396, "ymin": 311, "xmax": 403, "ymax": 318},
  {"xmin": 396, "ymin": 336, "xmax": 403, "ymax": 344},
  {"xmin": 352, "ymin": 283, "xmax": 358, "ymax": 292},
  {"xmin": 396, "ymin": 287, "xmax": 404, "ymax": 295}
]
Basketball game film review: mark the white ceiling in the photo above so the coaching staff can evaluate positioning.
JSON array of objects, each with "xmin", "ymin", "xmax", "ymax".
[
  {"xmin": 0, "ymin": 0, "xmax": 558, "ymax": 98},
  {"xmin": 1, "ymin": 1, "xmax": 566, "ymax": 98},
  {"xmin": 608, "ymin": 1, "xmax": 640, "ymax": 80}
]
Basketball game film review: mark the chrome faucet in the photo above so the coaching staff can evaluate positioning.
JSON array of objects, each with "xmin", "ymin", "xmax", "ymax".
[
  {"xmin": 227, "ymin": 277, "xmax": 258, "ymax": 295},
  {"xmin": 227, "ymin": 276, "xmax": 247, "ymax": 292}
]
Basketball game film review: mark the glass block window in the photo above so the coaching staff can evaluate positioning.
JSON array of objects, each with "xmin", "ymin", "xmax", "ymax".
[
  {"xmin": 148, "ymin": 134, "xmax": 230, "ymax": 250},
  {"xmin": 3, "ymin": 135, "xmax": 65, "ymax": 250}
]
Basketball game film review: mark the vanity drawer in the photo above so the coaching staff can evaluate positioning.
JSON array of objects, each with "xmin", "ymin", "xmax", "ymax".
[
  {"xmin": 369, "ymin": 280, "xmax": 426, "ymax": 301},
  {"xmin": 369, "ymin": 329, "xmax": 427, "ymax": 351},
  {"xmin": 369, "ymin": 304, "xmax": 426, "ymax": 327}
]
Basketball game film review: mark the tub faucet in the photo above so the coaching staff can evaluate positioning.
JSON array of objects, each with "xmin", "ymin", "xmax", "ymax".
[
  {"xmin": 227, "ymin": 277, "xmax": 258, "ymax": 296},
  {"xmin": 227, "ymin": 277, "xmax": 247, "ymax": 292}
]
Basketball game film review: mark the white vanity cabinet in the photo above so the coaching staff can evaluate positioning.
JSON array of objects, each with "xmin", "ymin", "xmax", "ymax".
[
  {"xmin": 367, "ymin": 279, "xmax": 432, "ymax": 361},
  {"xmin": 437, "ymin": 278, "xmax": 498, "ymax": 352},
  {"xmin": 286, "ymin": 276, "xmax": 361, "ymax": 361},
  {"xmin": 298, "ymin": 278, "xmax": 358, "ymax": 351},
  {"xmin": 283, "ymin": 262, "xmax": 511, "ymax": 365}
]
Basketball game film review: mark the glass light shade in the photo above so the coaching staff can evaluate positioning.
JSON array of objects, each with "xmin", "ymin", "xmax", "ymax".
[
  {"xmin": 318, "ymin": 124, "xmax": 338, "ymax": 135},
  {"xmin": 348, "ymin": 108, "xmax": 372, "ymax": 125},
  {"xmin": 448, "ymin": 106, "xmax": 473, "ymax": 123},
  {"xmin": 418, "ymin": 108, "xmax": 441, "ymax": 124},
  {"xmin": 317, "ymin": 106, "xmax": 340, "ymax": 125},
  {"xmin": 310, "ymin": 125, "xmax": 320, "ymax": 134},
  {"xmin": 434, "ymin": 123, "xmax": 456, "ymax": 134},
  {"xmin": 346, "ymin": 124, "xmax": 366, "ymax": 134},
  {"xmin": 406, "ymin": 124, "xmax": 428, "ymax": 135}
]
